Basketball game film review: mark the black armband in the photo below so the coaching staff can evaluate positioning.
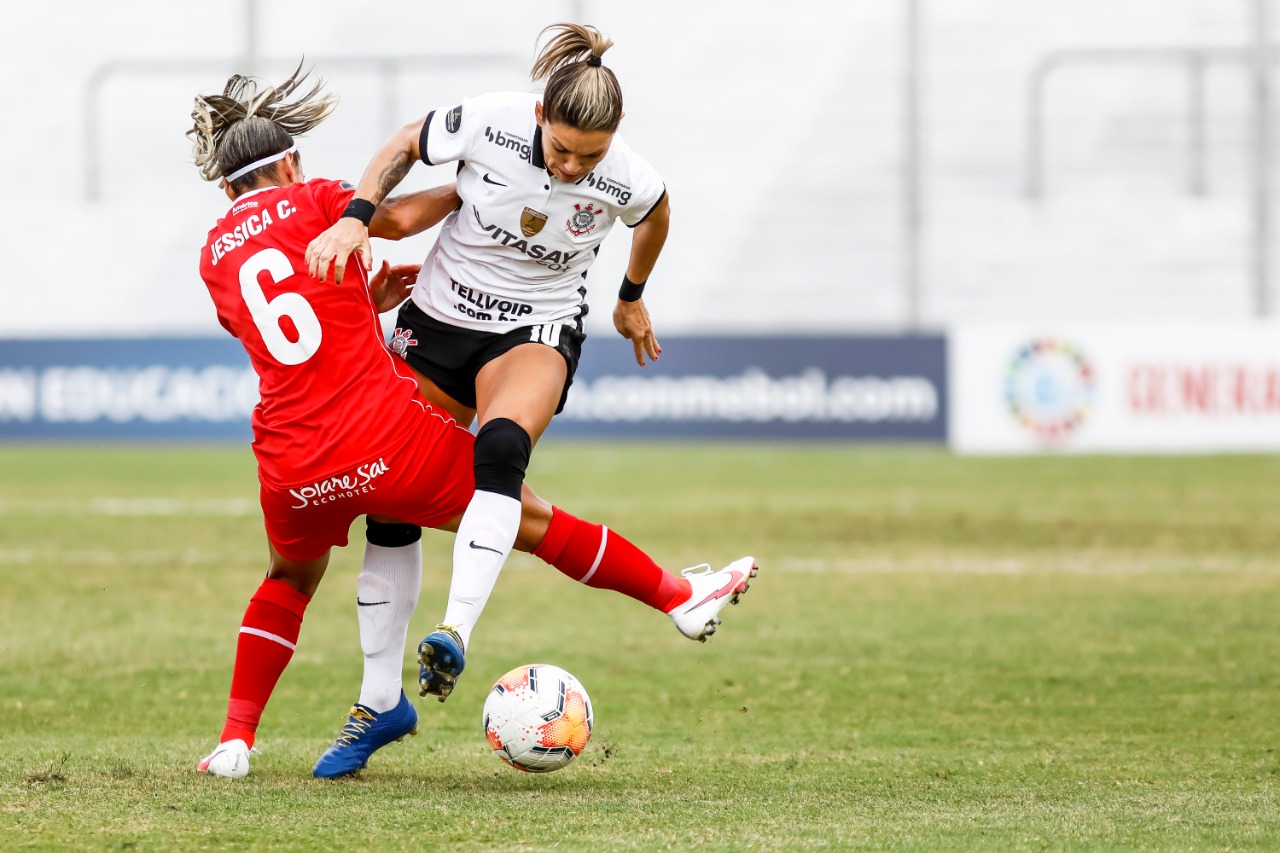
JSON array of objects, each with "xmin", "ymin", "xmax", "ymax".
[
  {"xmin": 618, "ymin": 274, "xmax": 646, "ymax": 302},
  {"xmin": 341, "ymin": 198, "xmax": 376, "ymax": 226}
]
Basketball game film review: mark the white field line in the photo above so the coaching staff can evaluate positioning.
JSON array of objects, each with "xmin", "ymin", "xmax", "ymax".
[
  {"xmin": 0, "ymin": 547, "xmax": 257, "ymax": 566},
  {"xmin": 2, "ymin": 507, "xmax": 1278, "ymax": 576},
  {"xmin": 500, "ymin": 552, "xmax": 1280, "ymax": 576},
  {"xmin": 2, "ymin": 549, "xmax": 1277, "ymax": 575},
  {"xmin": 773, "ymin": 555, "xmax": 1280, "ymax": 575},
  {"xmin": 0, "ymin": 497, "xmax": 257, "ymax": 517}
]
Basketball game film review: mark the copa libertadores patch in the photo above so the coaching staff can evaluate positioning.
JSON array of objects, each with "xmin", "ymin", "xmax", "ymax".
[{"xmin": 445, "ymin": 105, "xmax": 463, "ymax": 133}]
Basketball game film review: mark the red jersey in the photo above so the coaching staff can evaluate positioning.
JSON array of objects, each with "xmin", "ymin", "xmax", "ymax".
[{"xmin": 199, "ymin": 179, "xmax": 425, "ymax": 487}]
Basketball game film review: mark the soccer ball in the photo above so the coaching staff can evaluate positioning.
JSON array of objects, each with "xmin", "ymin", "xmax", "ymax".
[{"xmin": 482, "ymin": 663, "xmax": 593, "ymax": 773}]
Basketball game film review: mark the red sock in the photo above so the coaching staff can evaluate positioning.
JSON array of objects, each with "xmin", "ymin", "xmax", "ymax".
[
  {"xmin": 219, "ymin": 577, "xmax": 311, "ymax": 749},
  {"xmin": 533, "ymin": 507, "xmax": 691, "ymax": 612}
]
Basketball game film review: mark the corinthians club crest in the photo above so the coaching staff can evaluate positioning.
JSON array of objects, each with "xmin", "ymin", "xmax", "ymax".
[
  {"xmin": 388, "ymin": 328, "xmax": 418, "ymax": 357},
  {"xmin": 520, "ymin": 207, "xmax": 548, "ymax": 237},
  {"xmin": 566, "ymin": 203, "xmax": 600, "ymax": 237}
]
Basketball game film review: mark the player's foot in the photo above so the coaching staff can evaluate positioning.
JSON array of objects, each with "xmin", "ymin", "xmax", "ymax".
[
  {"xmin": 418, "ymin": 624, "xmax": 466, "ymax": 702},
  {"xmin": 197, "ymin": 738, "xmax": 256, "ymax": 779},
  {"xmin": 312, "ymin": 691, "xmax": 418, "ymax": 779},
  {"xmin": 667, "ymin": 557, "xmax": 758, "ymax": 642}
]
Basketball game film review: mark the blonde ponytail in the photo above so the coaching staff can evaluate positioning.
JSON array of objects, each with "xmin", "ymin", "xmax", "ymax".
[
  {"xmin": 532, "ymin": 23, "xmax": 623, "ymax": 132},
  {"xmin": 189, "ymin": 61, "xmax": 337, "ymax": 185}
]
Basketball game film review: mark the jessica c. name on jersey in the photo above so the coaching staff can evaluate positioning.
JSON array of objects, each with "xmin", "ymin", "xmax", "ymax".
[{"xmin": 208, "ymin": 192, "xmax": 297, "ymax": 266}]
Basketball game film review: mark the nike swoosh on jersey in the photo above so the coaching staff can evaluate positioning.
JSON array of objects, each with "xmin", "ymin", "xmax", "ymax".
[
  {"xmin": 356, "ymin": 599, "xmax": 391, "ymax": 607},
  {"xmin": 688, "ymin": 573, "xmax": 743, "ymax": 610},
  {"xmin": 482, "ymin": 173, "xmax": 507, "ymax": 186},
  {"xmin": 469, "ymin": 540, "xmax": 503, "ymax": 554}
]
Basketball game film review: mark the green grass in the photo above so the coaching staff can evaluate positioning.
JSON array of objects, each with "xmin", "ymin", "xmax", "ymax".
[{"xmin": 2, "ymin": 444, "xmax": 1280, "ymax": 850}]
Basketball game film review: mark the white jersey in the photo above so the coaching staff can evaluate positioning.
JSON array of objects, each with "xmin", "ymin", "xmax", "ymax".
[{"xmin": 413, "ymin": 91, "xmax": 666, "ymax": 332}]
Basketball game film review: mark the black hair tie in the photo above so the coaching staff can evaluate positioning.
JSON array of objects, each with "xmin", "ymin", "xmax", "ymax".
[{"xmin": 586, "ymin": 55, "xmax": 602, "ymax": 67}]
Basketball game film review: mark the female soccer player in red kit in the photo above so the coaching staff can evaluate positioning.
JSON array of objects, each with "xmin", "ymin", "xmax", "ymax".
[{"xmin": 190, "ymin": 65, "xmax": 756, "ymax": 780}]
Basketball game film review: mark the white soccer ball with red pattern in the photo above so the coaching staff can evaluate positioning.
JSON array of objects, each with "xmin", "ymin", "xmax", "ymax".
[{"xmin": 482, "ymin": 663, "xmax": 593, "ymax": 773}]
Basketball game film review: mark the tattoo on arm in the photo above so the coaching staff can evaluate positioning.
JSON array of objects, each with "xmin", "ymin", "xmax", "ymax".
[{"xmin": 372, "ymin": 151, "xmax": 413, "ymax": 203}]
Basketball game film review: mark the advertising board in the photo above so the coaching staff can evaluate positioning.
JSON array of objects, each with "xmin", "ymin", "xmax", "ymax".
[
  {"xmin": 950, "ymin": 324, "xmax": 1280, "ymax": 453},
  {"xmin": 0, "ymin": 335, "xmax": 948, "ymax": 442}
]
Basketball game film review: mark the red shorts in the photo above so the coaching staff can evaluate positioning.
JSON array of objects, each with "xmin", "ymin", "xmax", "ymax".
[{"xmin": 259, "ymin": 405, "xmax": 475, "ymax": 561}]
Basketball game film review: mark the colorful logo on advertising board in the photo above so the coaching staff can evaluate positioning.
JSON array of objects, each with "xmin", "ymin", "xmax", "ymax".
[{"xmin": 1005, "ymin": 338, "xmax": 1095, "ymax": 441}]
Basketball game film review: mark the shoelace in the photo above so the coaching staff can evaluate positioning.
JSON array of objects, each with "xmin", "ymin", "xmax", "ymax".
[
  {"xmin": 680, "ymin": 563, "xmax": 712, "ymax": 578},
  {"xmin": 335, "ymin": 706, "xmax": 377, "ymax": 746},
  {"xmin": 433, "ymin": 624, "xmax": 463, "ymax": 646}
]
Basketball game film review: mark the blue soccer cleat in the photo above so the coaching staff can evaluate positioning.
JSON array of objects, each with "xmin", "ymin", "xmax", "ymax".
[
  {"xmin": 418, "ymin": 624, "xmax": 466, "ymax": 702},
  {"xmin": 312, "ymin": 691, "xmax": 418, "ymax": 779}
]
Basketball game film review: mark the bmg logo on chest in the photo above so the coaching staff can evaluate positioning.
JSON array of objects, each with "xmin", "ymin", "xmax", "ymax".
[
  {"xmin": 484, "ymin": 126, "xmax": 533, "ymax": 163},
  {"xmin": 584, "ymin": 172, "xmax": 632, "ymax": 205}
]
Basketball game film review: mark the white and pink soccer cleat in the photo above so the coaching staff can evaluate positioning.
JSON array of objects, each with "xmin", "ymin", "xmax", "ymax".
[
  {"xmin": 666, "ymin": 557, "xmax": 758, "ymax": 642},
  {"xmin": 197, "ymin": 739, "xmax": 256, "ymax": 779}
]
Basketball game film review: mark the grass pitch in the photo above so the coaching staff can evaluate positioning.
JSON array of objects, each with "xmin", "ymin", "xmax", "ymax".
[{"xmin": 2, "ymin": 444, "xmax": 1280, "ymax": 850}]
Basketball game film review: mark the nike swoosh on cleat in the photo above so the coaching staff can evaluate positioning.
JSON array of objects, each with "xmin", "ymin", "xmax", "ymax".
[
  {"xmin": 482, "ymin": 173, "xmax": 507, "ymax": 186},
  {"xmin": 687, "ymin": 573, "xmax": 743, "ymax": 610},
  {"xmin": 469, "ymin": 540, "xmax": 503, "ymax": 554},
  {"xmin": 356, "ymin": 599, "xmax": 390, "ymax": 607}
]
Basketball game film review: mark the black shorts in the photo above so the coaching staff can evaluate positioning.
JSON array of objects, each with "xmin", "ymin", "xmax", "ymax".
[{"xmin": 391, "ymin": 300, "xmax": 586, "ymax": 414}]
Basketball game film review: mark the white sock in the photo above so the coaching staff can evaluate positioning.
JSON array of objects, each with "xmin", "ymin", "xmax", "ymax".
[
  {"xmin": 442, "ymin": 489, "xmax": 521, "ymax": 649},
  {"xmin": 356, "ymin": 540, "xmax": 421, "ymax": 713}
]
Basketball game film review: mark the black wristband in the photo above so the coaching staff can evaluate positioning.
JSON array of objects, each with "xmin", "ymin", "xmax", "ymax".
[
  {"xmin": 618, "ymin": 274, "xmax": 646, "ymax": 302},
  {"xmin": 341, "ymin": 198, "xmax": 376, "ymax": 226}
]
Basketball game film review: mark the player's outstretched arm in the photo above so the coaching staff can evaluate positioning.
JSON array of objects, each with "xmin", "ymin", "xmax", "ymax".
[
  {"xmin": 305, "ymin": 117, "xmax": 428, "ymax": 283},
  {"xmin": 371, "ymin": 184, "xmax": 461, "ymax": 241},
  {"xmin": 613, "ymin": 193, "xmax": 671, "ymax": 366}
]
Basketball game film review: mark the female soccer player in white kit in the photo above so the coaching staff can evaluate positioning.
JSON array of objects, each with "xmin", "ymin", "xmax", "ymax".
[{"xmin": 307, "ymin": 22, "xmax": 752, "ymax": 694}]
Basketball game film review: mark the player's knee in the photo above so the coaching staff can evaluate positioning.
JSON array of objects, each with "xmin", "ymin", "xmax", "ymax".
[
  {"xmin": 365, "ymin": 518, "xmax": 422, "ymax": 547},
  {"xmin": 474, "ymin": 417, "xmax": 533, "ymax": 500}
]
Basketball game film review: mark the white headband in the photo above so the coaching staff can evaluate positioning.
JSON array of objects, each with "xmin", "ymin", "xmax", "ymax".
[{"xmin": 224, "ymin": 145, "xmax": 297, "ymax": 182}]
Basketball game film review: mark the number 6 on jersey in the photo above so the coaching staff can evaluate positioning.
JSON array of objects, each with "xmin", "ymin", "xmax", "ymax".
[{"xmin": 239, "ymin": 247, "xmax": 323, "ymax": 365}]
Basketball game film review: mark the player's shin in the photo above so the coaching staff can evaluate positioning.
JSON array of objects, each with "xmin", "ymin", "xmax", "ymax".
[
  {"xmin": 440, "ymin": 418, "xmax": 531, "ymax": 648},
  {"xmin": 356, "ymin": 520, "xmax": 422, "ymax": 713},
  {"xmin": 219, "ymin": 577, "xmax": 311, "ymax": 748},
  {"xmin": 532, "ymin": 506, "xmax": 691, "ymax": 612},
  {"xmin": 443, "ymin": 491, "xmax": 519, "ymax": 648}
]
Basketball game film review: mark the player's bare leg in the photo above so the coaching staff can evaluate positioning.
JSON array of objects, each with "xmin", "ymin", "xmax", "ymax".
[
  {"xmin": 413, "ymin": 355, "xmax": 762, "ymax": 647},
  {"xmin": 418, "ymin": 346, "xmax": 564, "ymax": 700}
]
